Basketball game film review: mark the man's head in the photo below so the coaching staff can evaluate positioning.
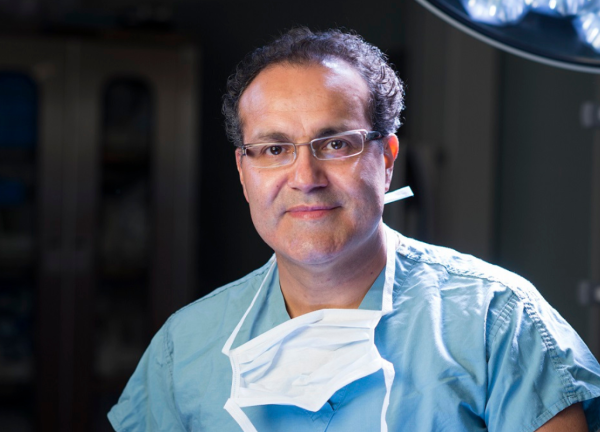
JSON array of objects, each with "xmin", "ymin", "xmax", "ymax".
[
  {"xmin": 226, "ymin": 28, "xmax": 404, "ymax": 268},
  {"xmin": 222, "ymin": 27, "xmax": 404, "ymax": 147}
]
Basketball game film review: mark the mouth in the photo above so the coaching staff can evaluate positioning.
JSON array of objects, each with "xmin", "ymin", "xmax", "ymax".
[{"xmin": 285, "ymin": 205, "xmax": 339, "ymax": 220}]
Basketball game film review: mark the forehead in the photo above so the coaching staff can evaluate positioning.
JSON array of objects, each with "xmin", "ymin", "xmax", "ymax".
[{"xmin": 238, "ymin": 60, "xmax": 371, "ymax": 142}]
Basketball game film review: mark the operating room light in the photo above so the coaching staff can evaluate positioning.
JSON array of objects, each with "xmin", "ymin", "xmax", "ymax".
[
  {"xmin": 461, "ymin": 0, "xmax": 596, "ymax": 24},
  {"xmin": 416, "ymin": 0, "xmax": 600, "ymax": 72},
  {"xmin": 574, "ymin": 8, "xmax": 600, "ymax": 50},
  {"xmin": 530, "ymin": 0, "xmax": 594, "ymax": 17},
  {"xmin": 462, "ymin": 0, "xmax": 530, "ymax": 25},
  {"xmin": 460, "ymin": 0, "xmax": 600, "ymax": 52}
]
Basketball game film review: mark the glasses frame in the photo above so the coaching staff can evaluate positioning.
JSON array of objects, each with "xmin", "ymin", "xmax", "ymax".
[{"xmin": 239, "ymin": 129, "xmax": 384, "ymax": 168}]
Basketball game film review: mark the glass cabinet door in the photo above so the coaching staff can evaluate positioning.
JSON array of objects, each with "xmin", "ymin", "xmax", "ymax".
[
  {"xmin": 0, "ymin": 38, "xmax": 67, "ymax": 432},
  {"xmin": 96, "ymin": 77, "xmax": 153, "ymax": 378},
  {"xmin": 0, "ymin": 71, "xmax": 37, "ymax": 432},
  {"xmin": 93, "ymin": 78, "xmax": 154, "ymax": 431},
  {"xmin": 74, "ymin": 42, "xmax": 198, "ymax": 432},
  {"xmin": 0, "ymin": 37, "xmax": 197, "ymax": 432}
]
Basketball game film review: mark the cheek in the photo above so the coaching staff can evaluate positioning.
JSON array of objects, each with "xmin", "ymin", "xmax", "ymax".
[
  {"xmin": 355, "ymin": 164, "xmax": 387, "ymax": 218},
  {"xmin": 244, "ymin": 170, "xmax": 284, "ymax": 211},
  {"xmin": 344, "ymin": 157, "xmax": 387, "ymax": 196}
]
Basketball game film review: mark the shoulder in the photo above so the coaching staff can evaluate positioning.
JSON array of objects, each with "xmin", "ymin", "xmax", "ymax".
[
  {"xmin": 398, "ymin": 235, "xmax": 530, "ymax": 290},
  {"xmin": 163, "ymin": 260, "xmax": 274, "ymax": 343},
  {"xmin": 394, "ymin": 234, "xmax": 535, "ymax": 306},
  {"xmin": 390, "ymin": 233, "xmax": 556, "ymax": 347}
]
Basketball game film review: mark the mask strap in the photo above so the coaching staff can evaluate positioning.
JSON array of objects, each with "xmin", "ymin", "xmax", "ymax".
[
  {"xmin": 222, "ymin": 256, "xmax": 277, "ymax": 356},
  {"xmin": 381, "ymin": 185, "xmax": 411, "ymax": 314},
  {"xmin": 383, "ymin": 186, "xmax": 413, "ymax": 204},
  {"xmin": 381, "ymin": 225, "xmax": 398, "ymax": 316},
  {"xmin": 379, "ymin": 229, "xmax": 397, "ymax": 431},
  {"xmin": 380, "ymin": 360, "xmax": 395, "ymax": 432},
  {"xmin": 224, "ymin": 399, "xmax": 258, "ymax": 432}
]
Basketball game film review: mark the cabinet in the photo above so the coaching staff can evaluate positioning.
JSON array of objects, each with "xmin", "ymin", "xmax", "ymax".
[{"xmin": 0, "ymin": 36, "xmax": 198, "ymax": 432}]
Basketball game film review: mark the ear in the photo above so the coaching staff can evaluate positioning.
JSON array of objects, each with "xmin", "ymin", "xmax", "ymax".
[
  {"xmin": 235, "ymin": 148, "xmax": 250, "ymax": 202},
  {"xmin": 383, "ymin": 134, "xmax": 399, "ymax": 191}
]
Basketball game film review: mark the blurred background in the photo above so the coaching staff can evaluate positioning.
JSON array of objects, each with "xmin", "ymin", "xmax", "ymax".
[{"xmin": 0, "ymin": 0, "xmax": 598, "ymax": 431}]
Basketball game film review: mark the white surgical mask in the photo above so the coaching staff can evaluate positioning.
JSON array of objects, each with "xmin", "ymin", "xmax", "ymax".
[{"xmin": 222, "ymin": 225, "xmax": 402, "ymax": 432}]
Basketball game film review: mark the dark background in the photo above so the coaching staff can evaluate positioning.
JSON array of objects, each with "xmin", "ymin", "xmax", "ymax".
[{"xmin": 0, "ymin": 0, "xmax": 598, "ymax": 431}]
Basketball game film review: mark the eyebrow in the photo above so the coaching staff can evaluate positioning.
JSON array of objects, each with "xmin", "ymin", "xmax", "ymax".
[
  {"xmin": 251, "ymin": 131, "xmax": 290, "ymax": 143},
  {"xmin": 249, "ymin": 125, "xmax": 356, "ymax": 144}
]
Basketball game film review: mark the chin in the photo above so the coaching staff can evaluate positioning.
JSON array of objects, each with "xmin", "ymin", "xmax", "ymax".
[{"xmin": 278, "ymin": 235, "xmax": 350, "ymax": 266}]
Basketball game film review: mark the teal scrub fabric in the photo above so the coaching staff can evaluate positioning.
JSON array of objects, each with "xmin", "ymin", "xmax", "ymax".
[{"xmin": 108, "ymin": 230, "xmax": 600, "ymax": 431}]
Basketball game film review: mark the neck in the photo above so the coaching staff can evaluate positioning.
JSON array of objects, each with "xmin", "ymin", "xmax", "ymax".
[{"xmin": 277, "ymin": 224, "xmax": 387, "ymax": 318}]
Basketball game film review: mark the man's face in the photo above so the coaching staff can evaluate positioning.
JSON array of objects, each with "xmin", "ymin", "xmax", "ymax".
[{"xmin": 236, "ymin": 60, "xmax": 397, "ymax": 267}]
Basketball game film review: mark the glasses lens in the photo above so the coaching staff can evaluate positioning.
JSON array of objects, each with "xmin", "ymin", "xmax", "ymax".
[
  {"xmin": 245, "ymin": 143, "xmax": 295, "ymax": 167},
  {"xmin": 313, "ymin": 132, "xmax": 364, "ymax": 160}
]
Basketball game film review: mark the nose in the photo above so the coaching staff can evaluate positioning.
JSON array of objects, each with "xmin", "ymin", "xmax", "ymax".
[{"xmin": 287, "ymin": 144, "xmax": 328, "ymax": 193}]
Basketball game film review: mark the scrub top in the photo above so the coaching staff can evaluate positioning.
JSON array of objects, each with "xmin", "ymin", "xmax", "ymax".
[{"xmin": 108, "ymin": 229, "xmax": 600, "ymax": 431}]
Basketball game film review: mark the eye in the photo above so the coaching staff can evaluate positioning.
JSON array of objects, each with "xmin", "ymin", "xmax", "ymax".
[
  {"xmin": 265, "ymin": 145, "xmax": 285, "ymax": 156},
  {"xmin": 324, "ymin": 139, "xmax": 348, "ymax": 151}
]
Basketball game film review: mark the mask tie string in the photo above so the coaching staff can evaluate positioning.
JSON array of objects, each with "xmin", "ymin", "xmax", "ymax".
[
  {"xmin": 222, "ymin": 257, "xmax": 277, "ymax": 432},
  {"xmin": 383, "ymin": 186, "xmax": 413, "ymax": 204},
  {"xmin": 222, "ymin": 256, "xmax": 276, "ymax": 356},
  {"xmin": 380, "ymin": 360, "xmax": 395, "ymax": 432},
  {"xmin": 224, "ymin": 399, "xmax": 258, "ymax": 432}
]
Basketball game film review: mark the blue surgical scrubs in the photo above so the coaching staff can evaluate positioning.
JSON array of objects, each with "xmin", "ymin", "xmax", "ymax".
[{"xmin": 108, "ymin": 230, "xmax": 600, "ymax": 431}]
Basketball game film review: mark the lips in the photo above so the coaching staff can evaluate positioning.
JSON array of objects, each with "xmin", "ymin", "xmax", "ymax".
[{"xmin": 285, "ymin": 204, "xmax": 339, "ymax": 219}]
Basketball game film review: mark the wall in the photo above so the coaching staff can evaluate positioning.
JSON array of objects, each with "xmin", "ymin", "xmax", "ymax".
[{"xmin": 496, "ymin": 53, "xmax": 596, "ymax": 340}]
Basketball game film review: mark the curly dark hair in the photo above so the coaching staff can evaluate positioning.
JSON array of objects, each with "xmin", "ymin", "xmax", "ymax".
[{"xmin": 222, "ymin": 27, "xmax": 404, "ymax": 146}]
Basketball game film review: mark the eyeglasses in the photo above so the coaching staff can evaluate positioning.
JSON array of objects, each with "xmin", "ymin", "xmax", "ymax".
[{"xmin": 239, "ymin": 129, "xmax": 383, "ymax": 168}]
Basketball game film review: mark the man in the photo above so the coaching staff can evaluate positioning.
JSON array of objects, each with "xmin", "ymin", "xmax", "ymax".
[{"xmin": 108, "ymin": 28, "xmax": 600, "ymax": 431}]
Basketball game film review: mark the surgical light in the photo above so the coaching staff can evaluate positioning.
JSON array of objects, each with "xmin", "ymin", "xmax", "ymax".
[{"xmin": 416, "ymin": 0, "xmax": 600, "ymax": 72}]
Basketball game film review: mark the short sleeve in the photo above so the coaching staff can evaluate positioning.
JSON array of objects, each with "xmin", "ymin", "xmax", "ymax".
[
  {"xmin": 485, "ymin": 291, "xmax": 600, "ymax": 432},
  {"xmin": 107, "ymin": 320, "xmax": 186, "ymax": 432}
]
